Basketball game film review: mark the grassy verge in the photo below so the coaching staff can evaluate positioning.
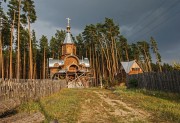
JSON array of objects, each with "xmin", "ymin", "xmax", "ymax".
[
  {"xmin": 18, "ymin": 88, "xmax": 83, "ymax": 122},
  {"xmin": 113, "ymin": 86, "xmax": 180, "ymax": 123},
  {"xmin": 17, "ymin": 87, "xmax": 180, "ymax": 123},
  {"xmin": 17, "ymin": 88, "xmax": 111, "ymax": 122}
]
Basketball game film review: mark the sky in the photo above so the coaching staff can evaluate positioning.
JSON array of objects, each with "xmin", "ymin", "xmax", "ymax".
[{"xmin": 2, "ymin": 0, "xmax": 180, "ymax": 64}]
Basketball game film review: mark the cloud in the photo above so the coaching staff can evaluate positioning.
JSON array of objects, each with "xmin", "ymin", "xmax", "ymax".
[
  {"xmin": 31, "ymin": 20, "xmax": 60, "ymax": 40},
  {"xmin": 31, "ymin": 19, "xmax": 82, "ymax": 41},
  {"xmin": 3, "ymin": 0, "xmax": 180, "ymax": 63}
]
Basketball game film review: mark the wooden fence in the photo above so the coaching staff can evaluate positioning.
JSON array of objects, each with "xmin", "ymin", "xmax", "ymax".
[
  {"xmin": 0, "ymin": 79, "xmax": 66, "ymax": 102},
  {"xmin": 127, "ymin": 71, "xmax": 180, "ymax": 93}
]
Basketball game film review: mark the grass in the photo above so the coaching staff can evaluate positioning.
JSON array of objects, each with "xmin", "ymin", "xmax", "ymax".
[
  {"xmin": 17, "ymin": 88, "xmax": 115, "ymax": 123},
  {"xmin": 113, "ymin": 86, "xmax": 180, "ymax": 123},
  {"xmin": 17, "ymin": 87, "xmax": 180, "ymax": 123},
  {"xmin": 18, "ymin": 88, "xmax": 83, "ymax": 122}
]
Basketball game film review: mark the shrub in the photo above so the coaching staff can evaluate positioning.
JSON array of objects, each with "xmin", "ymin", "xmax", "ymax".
[{"xmin": 128, "ymin": 78, "xmax": 138, "ymax": 88}]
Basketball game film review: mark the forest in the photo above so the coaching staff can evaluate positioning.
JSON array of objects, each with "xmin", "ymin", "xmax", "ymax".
[{"xmin": 0, "ymin": 0, "xmax": 179, "ymax": 85}]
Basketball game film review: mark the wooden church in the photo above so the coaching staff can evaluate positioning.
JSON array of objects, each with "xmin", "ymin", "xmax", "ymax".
[{"xmin": 48, "ymin": 18, "xmax": 92, "ymax": 88}]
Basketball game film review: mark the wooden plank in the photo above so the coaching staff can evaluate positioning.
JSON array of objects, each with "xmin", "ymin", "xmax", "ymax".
[{"xmin": 127, "ymin": 71, "xmax": 180, "ymax": 93}]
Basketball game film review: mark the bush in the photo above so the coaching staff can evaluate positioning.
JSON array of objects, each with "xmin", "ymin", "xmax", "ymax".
[{"xmin": 128, "ymin": 79, "xmax": 138, "ymax": 88}]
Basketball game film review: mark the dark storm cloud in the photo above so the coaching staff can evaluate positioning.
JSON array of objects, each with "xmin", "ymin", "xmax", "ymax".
[
  {"xmin": 35, "ymin": 0, "xmax": 164, "ymax": 28},
  {"xmin": 31, "ymin": 0, "xmax": 180, "ymax": 63}
]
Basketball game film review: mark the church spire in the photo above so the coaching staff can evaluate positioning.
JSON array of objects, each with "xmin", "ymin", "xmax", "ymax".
[
  {"xmin": 66, "ymin": 18, "xmax": 71, "ymax": 33},
  {"xmin": 63, "ymin": 18, "xmax": 73, "ymax": 44}
]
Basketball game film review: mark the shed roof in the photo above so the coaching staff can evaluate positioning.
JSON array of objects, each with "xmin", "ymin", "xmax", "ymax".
[{"xmin": 121, "ymin": 60, "xmax": 136, "ymax": 73}]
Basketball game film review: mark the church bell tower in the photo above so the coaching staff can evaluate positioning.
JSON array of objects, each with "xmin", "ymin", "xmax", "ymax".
[{"xmin": 61, "ymin": 18, "xmax": 76, "ymax": 58}]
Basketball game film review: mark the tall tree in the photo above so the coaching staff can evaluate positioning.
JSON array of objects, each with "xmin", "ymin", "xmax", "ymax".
[
  {"xmin": 130, "ymin": 43, "xmax": 141, "ymax": 62},
  {"xmin": 49, "ymin": 36, "xmax": 57, "ymax": 58},
  {"xmin": 75, "ymin": 34, "xmax": 86, "ymax": 58},
  {"xmin": 7, "ymin": 0, "xmax": 18, "ymax": 79},
  {"xmin": 22, "ymin": 0, "xmax": 36, "ymax": 79},
  {"xmin": 8, "ymin": 0, "xmax": 22, "ymax": 79},
  {"xmin": 119, "ymin": 35, "xmax": 129, "ymax": 61},
  {"xmin": 20, "ymin": 28, "xmax": 28, "ymax": 79},
  {"xmin": 150, "ymin": 37, "xmax": 162, "ymax": 72},
  {"xmin": 82, "ymin": 18, "xmax": 120, "ymax": 86},
  {"xmin": 16, "ymin": 0, "xmax": 21, "ymax": 79},
  {"xmin": 31, "ymin": 30, "xmax": 38, "ymax": 78},
  {"xmin": 0, "ymin": 6, "xmax": 10, "ymax": 79},
  {"xmin": 0, "ymin": 6, "xmax": 4, "ymax": 79},
  {"xmin": 9, "ymin": 11, "xmax": 15, "ymax": 79},
  {"xmin": 39, "ymin": 35, "xmax": 48, "ymax": 79},
  {"xmin": 137, "ymin": 41, "xmax": 152, "ymax": 72},
  {"xmin": 103, "ymin": 18, "xmax": 120, "ymax": 78},
  {"xmin": 54, "ymin": 30, "xmax": 66, "ymax": 59}
]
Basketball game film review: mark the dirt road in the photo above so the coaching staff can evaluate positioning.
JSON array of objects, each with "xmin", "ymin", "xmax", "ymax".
[{"xmin": 78, "ymin": 90, "xmax": 151, "ymax": 123}]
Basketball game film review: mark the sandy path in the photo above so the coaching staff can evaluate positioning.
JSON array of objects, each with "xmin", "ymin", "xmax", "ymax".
[{"xmin": 78, "ymin": 90, "xmax": 151, "ymax": 123}]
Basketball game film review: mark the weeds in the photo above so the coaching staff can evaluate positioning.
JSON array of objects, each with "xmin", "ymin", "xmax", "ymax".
[
  {"xmin": 114, "ymin": 86, "xmax": 180, "ymax": 123},
  {"xmin": 17, "ymin": 87, "xmax": 180, "ymax": 123}
]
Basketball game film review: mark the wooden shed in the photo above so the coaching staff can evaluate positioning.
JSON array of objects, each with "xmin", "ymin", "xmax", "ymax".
[{"xmin": 121, "ymin": 60, "xmax": 143, "ymax": 75}]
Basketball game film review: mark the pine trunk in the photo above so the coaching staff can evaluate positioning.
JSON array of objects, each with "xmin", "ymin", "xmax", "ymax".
[
  {"xmin": 23, "ymin": 48, "xmax": 26, "ymax": 79},
  {"xmin": 0, "ymin": 32, "xmax": 2, "ymax": 79},
  {"xmin": 43, "ymin": 47, "xmax": 46, "ymax": 79},
  {"xmin": 2, "ymin": 50, "xmax": 4, "ymax": 80},
  {"xmin": 17, "ymin": 0, "xmax": 21, "ymax": 79},
  {"xmin": 33, "ymin": 63, "xmax": 37, "ymax": 79},
  {"xmin": 125, "ymin": 48, "xmax": 129, "ymax": 62},
  {"xmin": 9, "ymin": 11, "xmax": 15, "ymax": 79},
  {"xmin": 28, "ymin": 16, "xmax": 33, "ymax": 79}
]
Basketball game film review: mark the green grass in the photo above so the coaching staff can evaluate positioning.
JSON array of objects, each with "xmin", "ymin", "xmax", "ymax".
[
  {"xmin": 17, "ymin": 88, "xmax": 110, "ymax": 123},
  {"xmin": 17, "ymin": 87, "xmax": 180, "ymax": 123},
  {"xmin": 18, "ymin": 88, "xmax": 83, "ymax": 122},
  {"xmin": 113, "ymin": 86, "xmax": 180, "ymax": 123}
]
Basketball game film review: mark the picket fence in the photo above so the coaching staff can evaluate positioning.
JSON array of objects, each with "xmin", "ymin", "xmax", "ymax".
[
  {"xmin": 127, "ymin": 71, "xmax": 180, "ymax": 93},
  {"xmin": 0, "ymin": 79, "xmax": 66, "ymax": 102}
]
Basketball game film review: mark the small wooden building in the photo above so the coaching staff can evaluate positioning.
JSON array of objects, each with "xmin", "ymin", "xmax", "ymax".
[{"xmin": 121, "ymin": 60, "xmax": 143, "ymax": 75}]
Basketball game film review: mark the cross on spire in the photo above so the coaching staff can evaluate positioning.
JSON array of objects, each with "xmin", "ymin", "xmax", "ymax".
[{"xmin": 66, "ymin": 18, "xmax": 71, "ymax": 27}]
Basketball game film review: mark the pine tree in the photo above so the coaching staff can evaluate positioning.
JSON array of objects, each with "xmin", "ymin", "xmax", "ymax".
[
  {"xmin": 20, "ymin": 28, "xmax": 28, "ymax": 79},
  {"xmin": 137, "ymin": 41, "xmax": 152, "ymax": 72},
  {"xmin": 0, "ymin": 5, "xmax": 10, "ymax": 79},
  {"xmin": 16, "ymin": 0, "xmax": 21, "ymax": 79},
  {"xmin": 49, "ymin": 36, "xmax": 57, "ymax": 59},
  {"xmin": 39, "ymin": 35, "xmax": 48, "ymax": 79},
  {"xmin": 0, "ymin": 6, "xmax": 4, "ymax": 79},
  {"xmin": 54, "ymin": 30, "xmax": 66, "ymax": 59},
  {"xmin": 7, "ymin": 0, "xmax": 18, "ymax": 79},
  {"xmin": 7, "ymin": 0, "xmax": 22, "ymax": 79},
  {"xmin": 82, "ymin": 18, "xmax": 120, "ymax": 86},
  {"xmin": 22, "ymin": 0, "xmax": 37, "ymax": 79},
  {"xmin": 31, "ymin": 30, "xmax": 38, "ymax": 78},
  {"xmin": 75, "ymin": 34, "xmax": 85, "ymax": 58},
  {"xmin": 119, "ymin": 35, "xmax": 129, "ymax": 61},
  {"xmin": 150, "ymin": 37, "xmax": 162, "ymax": 72}
]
